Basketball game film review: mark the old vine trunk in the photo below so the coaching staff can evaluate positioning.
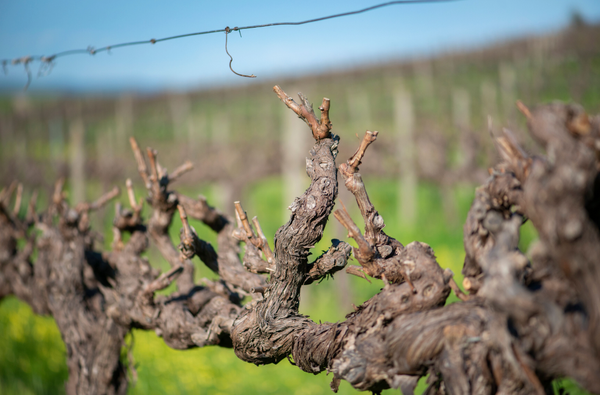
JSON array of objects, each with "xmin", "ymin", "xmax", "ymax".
[{"xmin": 1, "ymin": 86, "xmax": 600, "ymax": 394}]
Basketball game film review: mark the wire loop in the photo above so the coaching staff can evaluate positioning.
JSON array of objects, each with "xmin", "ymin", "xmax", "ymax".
[{"xmin": 225, "ymin": 27, "xmax": 256, "ymax": 79}]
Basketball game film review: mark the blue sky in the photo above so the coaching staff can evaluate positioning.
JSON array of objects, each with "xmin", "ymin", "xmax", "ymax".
[{"xmin": 1, "ymin": 0, "xmax": 599, "ymax": 93}]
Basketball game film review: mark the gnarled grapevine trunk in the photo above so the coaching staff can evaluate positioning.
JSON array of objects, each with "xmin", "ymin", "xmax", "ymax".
[{"xmin": 1, "ymin": 86, "xmax": 600, "ymax": 394}]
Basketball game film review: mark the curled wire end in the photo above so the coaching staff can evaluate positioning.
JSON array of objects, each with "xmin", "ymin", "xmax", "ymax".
[
  {"xmin": 22, "ymin": 57, "xmax": 33, "ymax": 91},
  {"xmin": 224, "ymin": 28, "xmax": 256, "ymax": 79}
]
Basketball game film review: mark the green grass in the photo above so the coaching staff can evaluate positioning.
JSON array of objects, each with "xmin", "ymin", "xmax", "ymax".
[{"xmin": 0, "ymin": 298, "xmax": 68, "ymax": 395}]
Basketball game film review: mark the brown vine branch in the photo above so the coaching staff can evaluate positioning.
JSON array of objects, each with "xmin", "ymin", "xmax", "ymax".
[
  {"xmin": 177, "ymin": 204, "xmax": 195, "ymax": 261},
  {"xmin": 516, "ymin": 100, "xmax": 532, "ymax": 121},
  {"xmin": 125, "ymin": 178, "xmax": 143, "ymax": 213},
  {"xmin": 146, "ymin": 148, "xmax": 161, "ymax": 195},
  {"xmin": 234, "ymin": 201, "xmax": 274, "ymax": 264},
  {"xmin": 444, "ymin": 268, "xmax": 470, "ymax": 302},
  {"xmin": 333, "ymin": 204, "xmax": 375, "ymax": 272},
  {"xmin": 168, "ymin": 160, "xmax": 194, "ymax": 183},
  {"xmin": 272, "ymin": 85, "xmax": 332, "ymax": 140},
  {"xmin": 89, "ymin": 186, "xmax": 121, "ymax": 211},
  {"xmin": 52, "ymin": 178, "xmax": 65, "ymax": 206},
  {"xmin": 346, "ymin": 130, "xmax": 379, "ymax": 173},
  {"xmin": 129, "ymin": 137, "xmax": 150, "ymax": 187},
  {"xmin": 142, "ymin": 265, "xmax": 184, "ymax": 296},
  {"xmin": 304, "ymin": 239, "xmax": 352, "ymax": 284},
  {"xmin": 234, "ymin": 201, "xmax": 255, "ymax": 241},
  {"xmin": 251, "ymin": 216, "xmax": 274, "ymax": 264},
  {"xmin": 495, "ymin": 128, "xmax": 533, "ymax": 183},
  {"xmin": 345, "ymin": 265, "xmax": 371, "ymax": 282},
  {"xmin": 338, "ymin": 129, "xmax": 393, "ymax": 250},
  {"xmin": 26, "ymin": 190, "xmax": 38, "ymax": 223},
  {"xmin": 13, "ymin": 183, "xmax": 23, "ymax": 215}
]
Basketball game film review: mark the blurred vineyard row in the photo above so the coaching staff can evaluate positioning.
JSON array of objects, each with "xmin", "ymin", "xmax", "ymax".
[
  {"xmin": 1, "ymin": 23, "xmax": 599, "ymax": 211},
  {"xmin": 1, "ymin": 21, "xmax": 598, "ymax": 394}
]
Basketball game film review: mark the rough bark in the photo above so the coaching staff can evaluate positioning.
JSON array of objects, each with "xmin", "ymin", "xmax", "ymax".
[{"xmin": 1, "ymin": 87, "xmax": 600, "ymax": 395}]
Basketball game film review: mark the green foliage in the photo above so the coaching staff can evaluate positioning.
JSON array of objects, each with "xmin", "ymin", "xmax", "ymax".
[{"xmin": 0, "ymin": 297, "xmax": 68, "ymax": 395}]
